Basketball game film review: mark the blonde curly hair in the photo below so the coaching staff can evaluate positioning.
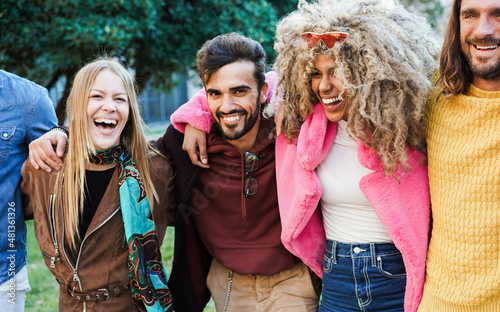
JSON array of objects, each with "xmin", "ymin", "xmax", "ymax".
[{"xmin": 270, "ymin": 0, "xmax": 439, "ymax": 175}]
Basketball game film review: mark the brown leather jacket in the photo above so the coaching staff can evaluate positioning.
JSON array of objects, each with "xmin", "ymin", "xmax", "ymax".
[{"xmin": 21, "ymin": 154, "xmax": 176, "ymax": 311}]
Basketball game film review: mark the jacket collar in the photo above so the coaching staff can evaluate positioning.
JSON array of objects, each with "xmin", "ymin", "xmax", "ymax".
[
  {"xmin": 296, "ymin": 103, "xmax": 387, "ymax": 172},
  {"xmin": 296, "ymin": 103, "xmax": 338, "ymax": 171}
]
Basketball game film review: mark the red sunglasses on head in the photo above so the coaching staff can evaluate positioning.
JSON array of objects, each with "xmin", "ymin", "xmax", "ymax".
[{"xmin": 301, "ymin": 32, "xmax": 349, "ymax": 49}]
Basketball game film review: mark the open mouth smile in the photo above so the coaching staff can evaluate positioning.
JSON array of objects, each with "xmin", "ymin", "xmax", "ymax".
[
  {"xmin": 475, "ymin": 45, "xmax": 499, "ymax": 50},
  {"xmin": 222, "ymin": 115, "xmax": 243, "ymax": 123},
  {"xmin": 94, "ymin": 118, "xmax": 118, "ymax": 130},
  {"xmin": 322, "ymin": 95, "xmax": 343, "ymax": 107},
  {"xmin": 217, "ymin": 110, "xmax": 246, "ymax": 126}
]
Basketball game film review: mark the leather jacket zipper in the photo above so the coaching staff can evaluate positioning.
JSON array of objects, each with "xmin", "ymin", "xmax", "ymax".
[
  {"xmin": 74, "ymin": 206, "xmax": 121, "ymax": 271},
  {"xmin": 57, "ymin": 177, "xmax": 120, "ymax": 311},
  {"xmin": 57, "ymin": 187, "xmax": 85, "ymax": 311},
  {"xmin": 66, "ymin": 205, "xmax": 120, "ymax": 311},
  {"xmin": 48, "ymin": 194, "xmax": 61, "ymax": 268},
  {"xmin": 41, "ymin": 250, "xmax": 60, "ymax": 269}
]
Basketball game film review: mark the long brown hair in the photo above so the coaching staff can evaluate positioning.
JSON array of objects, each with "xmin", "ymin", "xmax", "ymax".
[{"xmin": 438, "ymin": 0, "xmax": 472, "ymax": 96}]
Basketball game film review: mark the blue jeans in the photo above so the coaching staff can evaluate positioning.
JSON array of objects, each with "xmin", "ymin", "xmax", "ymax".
[{"xmin": 319, "ymin": 240, "xmax": 406, "ymax": 312}]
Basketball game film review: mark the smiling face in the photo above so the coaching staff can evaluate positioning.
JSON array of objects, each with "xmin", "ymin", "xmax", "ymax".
[
  {"xmin": 310, "ymin": 53, "xmax": 347, "ymax": 122},
  {"xmin": 460, "ymin": 0, "xmax": 500, "ymax": 89},
  {"xmin": 206, "ymin": 61, "xmax": 268, "ymax": 146},
  {"xmin": 87, "ymin": 69, "xmax": 129, "ymax": 151}
]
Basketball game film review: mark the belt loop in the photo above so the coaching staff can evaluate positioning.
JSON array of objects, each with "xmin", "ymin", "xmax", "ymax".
[
  {"xmin": 370, "ymin": 243, "xmax": 376, "ymax": 267},
  {"xmin": 332, "ymin": 241, "xmax": 338, "ymax": 264}
]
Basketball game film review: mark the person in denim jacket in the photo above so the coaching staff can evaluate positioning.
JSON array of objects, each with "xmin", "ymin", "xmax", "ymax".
[{"xmin": 0, "ymin": 69, "xmax": 58, "ymax": 311}]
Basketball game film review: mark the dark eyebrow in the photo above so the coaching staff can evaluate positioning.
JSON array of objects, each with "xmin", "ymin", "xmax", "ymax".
[
  {"xmin": 229, "ymin": 85, "xmax": 252, "ymax": 91},
  {"xmin": 206, "ymin": 88, "xmax": 221, "ymax": 94},
  {"xmin": 460, "ymin": 7, "xmax": 477, "ymax": 16},
  {"xmin": 310, "ymin": 67, "xmax": 335, "ymax": 73}
]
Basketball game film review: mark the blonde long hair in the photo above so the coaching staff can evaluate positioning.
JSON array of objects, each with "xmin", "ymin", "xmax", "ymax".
[
  {"xmin": 56, "ymin": 58, "xmax": 157, "ymax": 248},
  {"xmin": 270, "ymin": 0, "xmax": 440, "ymax": 174}
]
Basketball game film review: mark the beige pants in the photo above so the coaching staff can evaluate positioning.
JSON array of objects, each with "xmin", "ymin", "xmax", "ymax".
[{"xmin": 206, "ymin": 259, "xmax": 319, "ymax": 312}]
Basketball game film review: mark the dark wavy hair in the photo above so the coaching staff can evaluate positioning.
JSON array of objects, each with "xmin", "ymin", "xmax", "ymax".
[
  {"xmin": 196, "ymin": 32, "xmax": 267, "ymax": 90},
  {"xmin": 438, "ymin": 0, "xmax": 472, "ymax": 96}
]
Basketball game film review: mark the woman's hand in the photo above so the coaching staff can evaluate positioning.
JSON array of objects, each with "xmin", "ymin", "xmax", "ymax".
[{"xmin": 274, "ymin": 97, "xmax": 285, "ymax": 136}]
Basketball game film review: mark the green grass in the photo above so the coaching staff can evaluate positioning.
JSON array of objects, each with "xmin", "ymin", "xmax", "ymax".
[
  {"xmin": 26, "ymin": 221, "xmax": 214, "ymax": 311},
  {"xmin": 144, "ymin": 125, "xmax": 169, "ymax": 141}
]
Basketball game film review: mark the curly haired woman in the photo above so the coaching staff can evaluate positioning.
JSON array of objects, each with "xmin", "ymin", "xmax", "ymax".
[{"xmin": 270, "ymin": 0, "xmax": 439, "ymax": 311}]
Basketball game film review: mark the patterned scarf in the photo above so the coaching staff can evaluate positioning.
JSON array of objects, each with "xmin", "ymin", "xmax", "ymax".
[{"xmin": 90, "ymin": 145, "xmax": 173, "ymax": 312}]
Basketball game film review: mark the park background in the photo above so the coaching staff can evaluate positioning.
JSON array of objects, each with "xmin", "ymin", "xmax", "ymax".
[{"xmin": 0, "ymin": 0, "xmax": 450, "ymax": 310}]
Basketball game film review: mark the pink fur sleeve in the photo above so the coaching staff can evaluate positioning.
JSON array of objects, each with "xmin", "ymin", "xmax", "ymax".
[{"xmin": 170, "ymin": 88, "xmax": 214, "ymax": 133}]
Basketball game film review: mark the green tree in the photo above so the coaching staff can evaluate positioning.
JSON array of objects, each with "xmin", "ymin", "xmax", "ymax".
[
  {"xmin": 400, "ymin": 0, "xmax": 445, "ymax": 29},
  {"xmin": 0, "ymin": 0, "xmax": 296, "ymax": 124}
]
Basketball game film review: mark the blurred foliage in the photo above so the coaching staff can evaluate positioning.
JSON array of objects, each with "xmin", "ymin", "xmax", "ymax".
[
  {"xmin": 0, "ymin": 0, "xmax": 447, "ymax": 124},
  {"xmin": 400, "ymin": 0, "xmax": 445, "ymax": 29},
  {"xmin": 0, "ymin": 0, "xmax": 297, "ymax": 124}
]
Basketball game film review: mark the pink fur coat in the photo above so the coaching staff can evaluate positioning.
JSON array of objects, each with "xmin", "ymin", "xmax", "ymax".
[
  {"xmin": 170, "ymin": 72, "xmax": 430, "ymax": 312},
  {"xmin": 275, "ymin": 103, "xmax": 430, "ymax": 312}
]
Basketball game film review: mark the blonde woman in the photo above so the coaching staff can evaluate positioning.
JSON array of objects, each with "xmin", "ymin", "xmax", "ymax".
[{"xmin": 21, "ymin": 59, "xmax": 175, "ymax": 311}]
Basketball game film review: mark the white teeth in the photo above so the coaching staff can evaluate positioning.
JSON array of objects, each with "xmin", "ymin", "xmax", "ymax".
[
  {"xmin": 322, "ymin": 95, "xmax": 343, "ymax": 105},
  {"xmin": 223, "ymin": 115, "xmax": 240, "ymax": 122},
  {"xmin": 476, "ymin": 45, "xmax": 499, "ymax": 50},
  {"xmin": 94, "ymin": 118, "xmax": 117, "ymax": 125}
]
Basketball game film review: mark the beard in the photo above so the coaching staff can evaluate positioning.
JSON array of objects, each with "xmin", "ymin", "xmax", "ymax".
[
  {"xmin": 216, "ymin": 99, "xmax": 261, "ymax": 141},
  {"xmin": 462, "ymin": 37, "xmax": 500, "ymax": 80}
]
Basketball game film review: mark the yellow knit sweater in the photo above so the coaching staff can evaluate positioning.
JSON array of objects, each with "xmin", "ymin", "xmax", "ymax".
[{"xmin": 419, "ymin": 85, "xmax": 500, "ymax": 311}]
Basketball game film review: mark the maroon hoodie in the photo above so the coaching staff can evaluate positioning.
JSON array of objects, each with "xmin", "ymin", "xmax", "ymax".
[{"xmin": 191, "ymin": 117, "xmax": 296, "ymax": 276}]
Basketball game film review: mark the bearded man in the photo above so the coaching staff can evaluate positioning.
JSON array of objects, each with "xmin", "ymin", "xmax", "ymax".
[{"xmin": 419, "ymin": 0, "xmax": 500, "ymax": 310}]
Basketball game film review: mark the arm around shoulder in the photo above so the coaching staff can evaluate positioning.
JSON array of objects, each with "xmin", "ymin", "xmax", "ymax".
[
  {"xmin": 170, "ymin": 88, "xmax": 213, "ymax": 133},
  {"xmin": 27, "ymin": 87, "xmax": 58, "ymax": 143}
]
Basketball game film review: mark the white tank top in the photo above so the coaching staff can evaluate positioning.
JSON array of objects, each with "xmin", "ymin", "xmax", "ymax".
[{"xmin": 316, "ymin": 120, "xmax": 392, "ymax": 243}]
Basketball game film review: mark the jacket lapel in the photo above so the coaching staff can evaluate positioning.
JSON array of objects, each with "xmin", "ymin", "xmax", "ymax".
[
  {"xmin": 297, "ymin": 103, "xmax": 337, "ymax": 170},
  {"xmin": 84, "ymin": 167, "xmax": 121, "ymax": 238}
]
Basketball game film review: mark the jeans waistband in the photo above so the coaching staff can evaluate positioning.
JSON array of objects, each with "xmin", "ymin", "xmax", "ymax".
[{"xmin": 325, "ymin": 240, "xmax": 400, "ymax": 266}]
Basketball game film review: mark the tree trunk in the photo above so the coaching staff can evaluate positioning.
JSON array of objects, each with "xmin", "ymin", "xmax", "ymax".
[
  {"xmin": 55, "ymin": 69, "xmax": 77, "ymax": 125},
  {"xmin": 45, "ymin": 69, "xmax": 62, "ymax": 91},
  {"xmin": 135, "ymin": 70, "xmax": 151, "ymax": 95}
]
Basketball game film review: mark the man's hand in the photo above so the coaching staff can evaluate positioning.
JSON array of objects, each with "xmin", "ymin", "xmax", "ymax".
[
  {"xmin": 182, "ymin": 124, "xmax": 209, "ymax": 168},
  {"xmin": 29, "ymin": 129, "xmax": 67, "ymax": 172},
  {"xmin": 274, "ymin": 97, "xmax": 285, "ymax": 136}
]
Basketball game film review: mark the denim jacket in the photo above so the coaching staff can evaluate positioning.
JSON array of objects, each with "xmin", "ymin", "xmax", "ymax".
[{"xmin": 0, "ymin": 70, "xmax": 57, "ymax": 285}]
